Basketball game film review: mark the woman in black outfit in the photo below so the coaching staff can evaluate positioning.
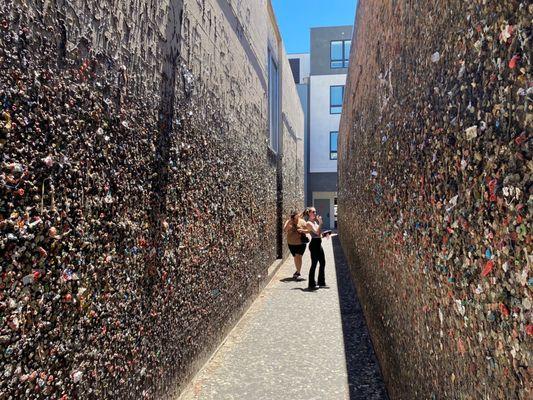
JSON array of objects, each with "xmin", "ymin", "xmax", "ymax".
[{"xmin": 303, "ymin": 207, "xmax": 326, "ymax": 290}]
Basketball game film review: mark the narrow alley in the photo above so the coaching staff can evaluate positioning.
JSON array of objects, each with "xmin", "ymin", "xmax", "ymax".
[
  {"xmin": 179, "ymin": 235, "xmax": 388, "ymax": 400},
  {"xmin": 1, "ymin": 0, "xmax": 530, "ymax": 399}
]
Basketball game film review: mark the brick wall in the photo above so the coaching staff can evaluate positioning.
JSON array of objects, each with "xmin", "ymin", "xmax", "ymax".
[
  {"xmin": 338, "ymin": 1, "xmax": 531, "ymax": 399},
  {"xmin": 0, "ymin": 0, "xmax": 303, "ymax": 398}
]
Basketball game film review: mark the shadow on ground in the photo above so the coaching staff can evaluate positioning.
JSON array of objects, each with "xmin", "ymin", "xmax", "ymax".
[
  {"xmin": 332, "ymin": 235, "xmax": 390, "ymax": 400},
  {"xmin": 279, "ymin": 277, "xmax": 307, "ymax": 283}
]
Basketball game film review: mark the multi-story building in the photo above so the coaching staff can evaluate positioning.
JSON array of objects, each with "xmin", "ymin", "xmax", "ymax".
[{"xmin": 289, "ymin": 25, "xmax": 353, "ymax": 229}]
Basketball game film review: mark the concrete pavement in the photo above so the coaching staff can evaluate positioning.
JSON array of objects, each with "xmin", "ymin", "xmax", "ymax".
[{"xmin": 178, "ymin": 235, "xmax": 388, "ymax": 400}]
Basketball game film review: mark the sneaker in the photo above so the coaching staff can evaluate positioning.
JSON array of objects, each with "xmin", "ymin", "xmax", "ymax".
[{"xmin": 293, "ymin": 272, "xmax": 301, "ymax": 280}]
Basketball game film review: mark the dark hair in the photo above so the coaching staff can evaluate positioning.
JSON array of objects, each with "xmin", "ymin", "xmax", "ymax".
[{"xmin": 290, "ymin": 210, "xmax": 299, "ymax": 219}]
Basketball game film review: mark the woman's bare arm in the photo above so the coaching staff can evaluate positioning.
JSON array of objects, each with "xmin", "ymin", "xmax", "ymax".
[
  {"xmin": 296, "ymin": 218, "xmax": 311, "ymax": 234},
  {"xmin": 283, "ymin": 219, "xmax": 293, "ymax": 233},
  {"xmin": 305, "ymin": 221, "xmax": 321, "ymax": 235}
]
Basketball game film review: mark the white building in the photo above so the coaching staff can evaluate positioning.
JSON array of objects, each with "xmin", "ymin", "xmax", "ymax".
[{"xmin": 289, "ymin": 26, "xmax": 353, "ymax": 229}]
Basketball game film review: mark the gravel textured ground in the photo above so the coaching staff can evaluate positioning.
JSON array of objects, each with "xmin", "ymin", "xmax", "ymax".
[{"xmin": 178, "ymin": 234, "xmax": 389, "ymax": 400}]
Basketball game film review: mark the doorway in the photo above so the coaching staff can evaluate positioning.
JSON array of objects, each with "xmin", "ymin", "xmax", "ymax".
[{"xmin": 314, "ymin": 198, "xmax": 331, "ymax": 230}]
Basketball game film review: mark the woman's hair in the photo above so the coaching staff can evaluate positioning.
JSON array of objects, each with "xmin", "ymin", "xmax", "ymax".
[
  {"xmin": 290, "ymin": 210, "xmax": 300, "ymax": 219},
  {"xmin": 303, "ymin": 207, "xmax": 315, "ymax": 218}
]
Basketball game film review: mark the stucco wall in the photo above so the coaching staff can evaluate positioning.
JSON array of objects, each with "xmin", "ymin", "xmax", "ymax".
[
  {"xmin": 309, "ymin": 74, "xmax": 346, "ymax": 173},
  {"xmin": 0, "ymin": 0, "xmax": 303, "ymax": 398},
  {"xmin": 338, "ymin": 1, "xmax": 531, "ymax": 399},
  {"xmin": 281, "ymin": 53, "xmax": 305, "ymax": 224}
]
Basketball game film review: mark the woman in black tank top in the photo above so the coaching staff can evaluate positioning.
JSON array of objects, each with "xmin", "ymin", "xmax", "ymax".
[{"xmin": 303, "ymin": 207, "xmax": 326, "ymax": 290}]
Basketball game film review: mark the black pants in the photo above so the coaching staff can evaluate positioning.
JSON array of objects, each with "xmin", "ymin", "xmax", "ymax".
[{"xmin": 308, "ymin": 238, "xmax": 326, "ymax": 287}]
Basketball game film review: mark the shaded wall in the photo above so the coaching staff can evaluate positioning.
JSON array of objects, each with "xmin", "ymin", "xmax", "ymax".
[
  {"xmin": 0, "ymin": 0, "xmax": 303, "ymax": 398},
  {"xmin": 338, "ymin": 1, "xmax": 531, "ymax": 399},
  {"xmin": 282, "ymin": 51, "xmax": 305, "ymax": 221}
]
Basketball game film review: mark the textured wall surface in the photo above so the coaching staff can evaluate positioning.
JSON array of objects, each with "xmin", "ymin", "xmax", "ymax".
[
  {"xmin": 339, "ymin": 1, "xmax": 531, "ymax": 399},
  {"xmin": 0, "ymin": 0, "xmax": 303, "ymax": 398}
]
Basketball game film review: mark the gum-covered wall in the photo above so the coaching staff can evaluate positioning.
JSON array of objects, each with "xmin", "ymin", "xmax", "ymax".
[
  {"xmin": 338, "ymin": 1, "xmax": 531, "ymax": 399},
  {"xmin": 0, "ymin": 0, "xmax": 304, "ymax": 398}
]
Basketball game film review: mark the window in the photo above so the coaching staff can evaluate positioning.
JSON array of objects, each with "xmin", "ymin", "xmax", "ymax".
[
  {"xmin": 330, "ymin": 40, "xmax": 351, "ymax": 68},
  {"xmin": 330, "ymin": 41, "xmax": 343, "ymax": 69},
  {"xmin": 289, "ymin": 58, "xmax": 300, "ymax": 84},
  {"xmin": 330, "ymin": 86, "xmax": 344, "ymax": 114},
  {"xmin": 344, "ymin": 40, "xmax": 351, "ymax": 67},
  {"xmin": 268, "ymin": 54, "xmax": 279, "ymax": 153},
  {"xmin": 330, "ymin": 131, "xmax": 338, "ymax": 160}
]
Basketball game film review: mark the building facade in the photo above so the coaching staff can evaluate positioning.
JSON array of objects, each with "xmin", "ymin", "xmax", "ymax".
[
  {"xmin": 289, "ymin": 26, "xmax": 353, "ymax": 229},
  {"xmin": 287, "ymin": 53, "xmax": 310, "ymax": 203}
]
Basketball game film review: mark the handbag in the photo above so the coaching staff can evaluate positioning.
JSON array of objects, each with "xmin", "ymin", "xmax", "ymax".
[{"xmin": 300, "ymin": 233, "xmax": 309, "ymax": 244}]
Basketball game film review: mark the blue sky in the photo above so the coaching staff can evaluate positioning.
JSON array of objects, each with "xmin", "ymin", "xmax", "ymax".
[{"xmin": 271, "ymin": 0, "xmax": 358, "ymax": 54}]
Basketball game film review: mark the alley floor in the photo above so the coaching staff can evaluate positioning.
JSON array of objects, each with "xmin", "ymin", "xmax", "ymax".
[{"xmin": 178, "ymin": 235, "xmax": 389, "ymax": 400}]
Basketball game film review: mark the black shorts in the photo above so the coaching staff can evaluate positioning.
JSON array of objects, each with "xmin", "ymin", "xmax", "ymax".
[{"xmin": 288, "ymin": 244, "xmax": 306, "ymax": 257}]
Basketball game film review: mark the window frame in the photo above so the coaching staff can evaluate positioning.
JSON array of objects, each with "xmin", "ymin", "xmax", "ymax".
[
  {"xmin": 268, "ymin": 52, "xmax": 279, "ymax": 154},
  {"xmin": 343, "ymin": 40, "xmax": 351, "ymax": 68},
  {"xmin": 330, "ymin": 40, "xmax": 344, "ymax": 69},
  {"xmin": 329, "ymin": 85, "xmax": 344, "ymax": 115},
  {"xmin": 330, "ymin": 40, "xmax": 351, "ymax": 69},
  {"xmin": 329, "ymin": 131, "xmax": 338, "ymax": 160}
]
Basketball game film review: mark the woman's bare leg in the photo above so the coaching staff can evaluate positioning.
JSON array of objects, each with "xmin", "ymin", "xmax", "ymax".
[{"xmin": 294, "ymin": 254, "xmax": 303, "ymax": 274}]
